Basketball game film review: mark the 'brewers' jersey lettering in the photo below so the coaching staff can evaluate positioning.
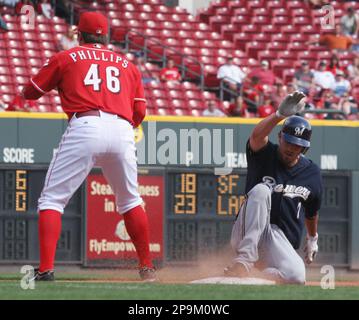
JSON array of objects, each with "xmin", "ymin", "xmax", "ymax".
[{"xmin": 272, "ymin": 183, "xmax": 311, "ymax": 200}]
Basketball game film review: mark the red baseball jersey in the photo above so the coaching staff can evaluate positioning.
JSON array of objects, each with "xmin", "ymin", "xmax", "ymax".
[{"xmin": 29, "ymin": 43, "xmax": 146, "ymax": 122}]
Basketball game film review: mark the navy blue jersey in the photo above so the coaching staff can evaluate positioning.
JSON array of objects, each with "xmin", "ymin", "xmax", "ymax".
[{"xmin": 246, "ymin": 140, "xmax": 323, "ymax": 249}]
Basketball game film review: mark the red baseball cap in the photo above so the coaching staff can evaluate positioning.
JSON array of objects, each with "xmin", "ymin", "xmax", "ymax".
[{"xmin": 78, "ymin": 11, "xmax": 108, "ymax": 35}]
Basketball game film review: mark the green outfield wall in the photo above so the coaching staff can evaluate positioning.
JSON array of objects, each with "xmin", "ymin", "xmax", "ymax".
[
  {"xmin": 0, "ymin": 113, "xmax": 358, "ymax": 269},
  {"xmin": 0, "ymin": 113, "xmax": 359, "ymax": 170}
]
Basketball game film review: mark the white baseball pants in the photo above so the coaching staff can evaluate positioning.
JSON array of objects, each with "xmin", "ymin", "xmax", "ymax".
[
  {"xmin": 38, "ymin": 111, "xmax": 143, "ymax": 214},
  {"xmin": 230, "ymin": 183, "xmax": 306, "ymax": 284}
]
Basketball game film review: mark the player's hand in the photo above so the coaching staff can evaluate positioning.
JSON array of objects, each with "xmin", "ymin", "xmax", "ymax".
[
  {"xmin": 304, "ymin": 233, "xmax": 319, "ymax": 265},
  {"xmin": 276, "ymin": 91, "xmax": 306, "ymax": 118}
]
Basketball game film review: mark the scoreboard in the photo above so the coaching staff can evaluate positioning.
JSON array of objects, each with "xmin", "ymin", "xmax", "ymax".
[
  {"xmin": 0, "ymin": 165, "xmax": 352, "ymax": 268},
  {"xmin": 0, "ymin": 166, "xmax": 83, "ymax": 263},
  {"xmin": 166, "ymin": 169, "xmax": 247, "ymax": 262},
  {"xmin": 1, "ymin": 170, "xmax": 28, "ymax": 213},
  {"xmin": 0, "ymin": 168, "xmax": 48, "ymax": 215},
  {"xmin": 169, "ymin": 171, "xmax": 246, "ymax": 217}
]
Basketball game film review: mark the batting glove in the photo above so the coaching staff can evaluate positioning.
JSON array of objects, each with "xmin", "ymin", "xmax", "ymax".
[
  {"xmin": 276, "ymin": 91, "xmax": 306, "ymax": 118},
  {"xmin": 304, "ymin": 233, "xmax": 319, "ymax": 265}
]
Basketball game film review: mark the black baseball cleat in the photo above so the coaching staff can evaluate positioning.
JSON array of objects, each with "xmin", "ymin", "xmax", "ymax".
[
  {"xmin": 224, "ymin": 262, "xmax": 249, "ymax": 277},
  {"xmin": 139, "ymin": 266, "xmax": 158, "ymax": 282},
  {"xmin": 32, "ymin": 268, "xmax": 55, "ymax": 281}
]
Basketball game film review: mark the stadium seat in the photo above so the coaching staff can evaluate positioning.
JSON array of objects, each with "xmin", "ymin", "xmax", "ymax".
[
  {"xmin": 272, "ymin": 8, "xmax": 290, "ymax": 17},
  {"xmin": 282, "ymin": 68, "xmax": 296, "ymax": 83},
  {"xmin": 281, "ymin": 25, "xmax": 298, "ymax": 35},
  {"xmin": 242, "ymin": 25, "xmax": 261, "ymax": 34},
  {"xmin": 261, "ymin": 24, "xmax": 281, "ymax": 35},
  {"xmin": 266, "ymin": 42, "xmax": 287, "ymax": 52},
  {"xmin": 247, "ymin": 0, "xmax": 266, "ymax": 10},
  {"xmin": 209, "ymin": 15, "xmax": 230, "ymax": 32},
  {"xmin": 297, "ymin": 51, "xmax": 318, "ymax": 62},
  {"xmin": 257, "ymin": 50, "xmax": 278, "ymax": 62},
  {"xmin": 0, "ymin": 0, "xmax": 356, "ymax": 116},
  {"xmin": 272, "ymin": 33, "xmax": 290, "ymax": 43},
  {"xmin": 221, "ymin": 24, "xmax": 237, "ymax": 41},
  {"xmin": 277, "ymin": 51, "xmax": 297, "ymax": 61},
  {"xmin": 245, "ymin": 42, "xmax": 266, "ymax": 59},
  {"xmin": 272, "ymin": 16, "xmax": 289, "ymax": 26},
  {"xmin": 272, "ymin": 59, "xmax": 294, "ymax": 78},
  {"xmin": 233, "ymin": 33, "xmax": 252, "ymax": 51},
  {"xmin": 289, "ymin": 34, "xmax": 309, "ymax": 43},
  {"xmin": 286, "ymin": 0, "xmax": 304, "ymax": 10},
  {"xmin": 252, "ymin": 33, "xmax": 270, "ymax": 43},
  {"xmin": 293, "ymin": 16, "xmax": 311, "ymax": 26}
]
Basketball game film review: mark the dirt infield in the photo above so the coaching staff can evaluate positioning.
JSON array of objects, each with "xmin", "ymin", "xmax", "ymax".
[{"xmin": 1, "ymin": 253, "xmax": 359, "ymax": 286}]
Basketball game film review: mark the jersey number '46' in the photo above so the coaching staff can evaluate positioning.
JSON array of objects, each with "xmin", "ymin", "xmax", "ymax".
[{"xmin": 84, "ymin": 64, "xmax": 121, "ymax": 93}]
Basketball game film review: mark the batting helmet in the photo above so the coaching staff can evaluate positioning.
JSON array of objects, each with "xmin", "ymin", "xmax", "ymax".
[{"xmin": 281, "ymin": 116, "xmax": 312, "ymax": 153}]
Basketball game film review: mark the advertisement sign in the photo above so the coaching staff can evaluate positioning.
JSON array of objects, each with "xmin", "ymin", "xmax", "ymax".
[{"xmin": 86, "ymin": 170, "xmax": 164, "ymax": 265}]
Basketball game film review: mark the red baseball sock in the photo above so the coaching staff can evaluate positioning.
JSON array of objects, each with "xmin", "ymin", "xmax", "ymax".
[
  {"xmin": 123, "ymin": 205, "xmax": 153, "ymax": 269},
  {"xmin": 38, "ymin": 209, "xmax": 62, "ymax": 272}
]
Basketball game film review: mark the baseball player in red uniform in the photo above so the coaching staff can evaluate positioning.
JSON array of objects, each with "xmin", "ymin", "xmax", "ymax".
[{"xmin": 22, "ymin": 11, "xmax": 157, "ymax": 281}]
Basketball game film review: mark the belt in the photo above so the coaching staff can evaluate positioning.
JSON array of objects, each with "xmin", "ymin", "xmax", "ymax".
[
  {"xmin": 75, "ymin": 110, "xmax": 100, "ymax": 118},
  {"xmin": 75, "ymin": 110, "xmax": 131, "ymax": 125}
]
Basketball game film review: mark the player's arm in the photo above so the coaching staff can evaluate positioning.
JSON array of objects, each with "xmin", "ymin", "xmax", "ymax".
[
  {"xmin": 250, "ymin": 91, "xmax": 306, "ymax": 152},
  {"xmin": 22, "ymin": 55, "xmax": 61, "ymax": 100},
  {"xmin": 249, "ymin": 113, "xmax": 284, "ymax": 152},
  {"xmin": 132, "ymin": 69, "xmax": 147, "ymax": 128},
  {"xmin": 304, "ymin": 213, "xmax": 319, "ymax": 264},
  {"xmin": 133, "ymin": 99, "xmax": 146, "ymax": 128},
  {"xmin": 305, "ymin": 213, "xmax": 318, "ymax": 237}
]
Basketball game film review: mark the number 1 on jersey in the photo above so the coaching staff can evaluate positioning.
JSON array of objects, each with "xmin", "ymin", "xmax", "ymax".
[{"xmin": 84, "ymin": 64, "xmax": 121, "ymax": 93}]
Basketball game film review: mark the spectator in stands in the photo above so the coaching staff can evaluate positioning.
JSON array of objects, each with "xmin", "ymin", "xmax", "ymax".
[
  {"xmin": 293, "ymin": 61, "xmax": 314, "ymax": 95},
  {"xmin": 0, "ymin": 14, "xmax": 9, "ymax": 32},
  {"xmin": 326, "ymin": 54, "xmax": 344, "ymax": 76},
  {"xmin": 15, "ymin": 0, "xmax": 34, "ymax": 15},
  {"xmin": 160, "ymin": 58, "xmax": 182, "ymax": 83},
  {"xmin": 332, "ymin": 70, "xmax": 351, "ymax": 97},
  {"xmin": 310, "ymin": 25, "xmax": 353, "ymax": 51},
  {"xmin": 270, "ymin": 83, "xmax": 288, "ymax": 108},
  {"xmin": 247, "ymin": 60, "xmax": 276, "ymax": 86},
  {"xmin": 217, "ymin": 56, "xmax": 246, "ymax": 93},
  {"xmin": 6, "ymin": 94, "xmax": 37, "ymax": 112},
  {"xmin": 313, "ymin": 61, "xmax": 336, "ymax": 94},
  {"xmin": 57, "ymin": 25, "xmax": 78, "ymax": 51},
  {"xmin": 347, "ymin": 56, "xmax": 359, "ymax": 79},
  {"xmin": 228, "ymin": 96, "xmax": 248, "ymax": 117},
  {"xmin": 243, "ymin": 76, "xmax": 264, "ymax": 112},
  {"xmin": 257, "ymin": 98, "xmax": 275, "ymax": 118},
  {"xmin": 54, "ymin": 0, "xmax": 72, "ymax": 24},
  {"xmin": 37, "ymin": 0, "xmax": 54, "ymax": 19},
  {"xmin": 202, "ymin": 101, "xmax": 226, "ymax": 117},
  {"xmin": 305, "ymin": 0, "xmax": 330, "ymax": 9},
  {"xmin": 317, "ymin": 89, "xmax": 347, "ymax": 120},
  {"xmin": 135, "ymin": 52, "xmax": 159, "ymax": 84},
  {"xmin": 286, "ymin": 82, "xmax": 297, "ymax": 94},
  {"xmin": 2, "ymin": 0, "xmax": 20, "ymax": 7},
  {"xmin": 338, "ymin": 93, "xmax": 358, "ymax": 120},
  {"xmin": 340, "ymin": 7, "xmax": 359, "ymax": 37}
]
